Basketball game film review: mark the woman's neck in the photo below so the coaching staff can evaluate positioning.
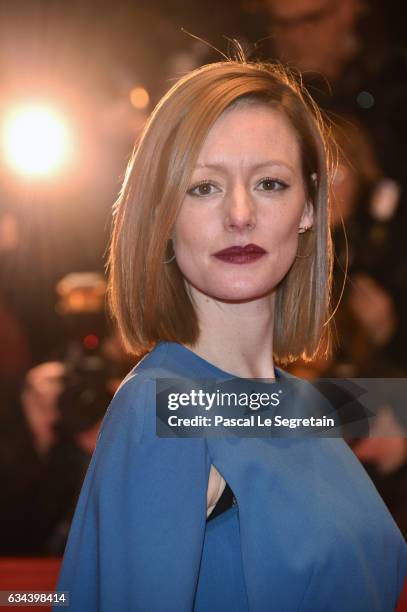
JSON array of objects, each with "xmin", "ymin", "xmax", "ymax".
[{"xmin": 185, "ymin": 290, "xmax": 276, "ymax": 379}]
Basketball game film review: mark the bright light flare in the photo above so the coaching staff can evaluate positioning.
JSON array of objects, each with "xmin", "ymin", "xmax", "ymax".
[
  {"xmin": 3, "ymin": 105, "xmax": 71, "ymax": 177},
  {"xmin": 129, "ymin": 86, "xmax": 149, "ymax": 110}
]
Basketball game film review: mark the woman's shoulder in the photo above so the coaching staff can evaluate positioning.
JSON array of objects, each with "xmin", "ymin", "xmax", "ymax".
[
  {"xmin": 97, "ymin": 342, "xmax": 183, "ymax": 441},
  {"xmin": 119, "ymin": 341, "xmax": 190, "ymax": 387},
  {"xmin": 109, "ymin": 342, "xmax": 174, "ymax": 404}
]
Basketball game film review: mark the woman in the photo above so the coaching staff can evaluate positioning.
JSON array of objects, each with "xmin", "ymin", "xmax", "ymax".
[{"xmin": 56, "ymin": 60, "xmax": 406, "ymax": 611}]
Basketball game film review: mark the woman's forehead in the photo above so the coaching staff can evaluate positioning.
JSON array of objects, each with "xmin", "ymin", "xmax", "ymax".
[{"xmin": 194, "ymin": 104, "xmax": 302, "ymax": 171}]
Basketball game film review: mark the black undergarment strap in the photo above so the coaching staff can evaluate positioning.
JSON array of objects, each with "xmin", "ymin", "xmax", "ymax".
[{"xmin": 206, "ymin": 483, "xmax": 235, "ymax": 522}]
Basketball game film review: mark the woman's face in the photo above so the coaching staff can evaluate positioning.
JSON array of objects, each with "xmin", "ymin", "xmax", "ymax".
[{"xmin": 172, "ymin": 103, "xmax": 313, "ymax": 303}]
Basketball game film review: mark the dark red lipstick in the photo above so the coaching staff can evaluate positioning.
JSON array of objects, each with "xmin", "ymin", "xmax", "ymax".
[{"xmin": 213, "ymin": 243, "xmax": 267, "ymax": 264}]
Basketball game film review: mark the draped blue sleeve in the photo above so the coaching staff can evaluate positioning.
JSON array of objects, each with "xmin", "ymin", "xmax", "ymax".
[
  {"xmin": 55, "ymin": 371, "xmax": 211, "ymax": 611},
  {"xmin": 55, "ymin": 342, "xmax": 407, "ymax": 612}
]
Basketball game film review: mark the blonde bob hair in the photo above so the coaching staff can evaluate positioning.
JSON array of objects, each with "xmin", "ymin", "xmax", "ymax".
[{"xmin": 108, "ymin": 60, "xmax": 333, "ymax": 364}]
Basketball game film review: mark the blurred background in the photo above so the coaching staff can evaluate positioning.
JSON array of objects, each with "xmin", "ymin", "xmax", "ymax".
[{"xmin": 0, "ymin": 0, "xmax": 406, "ymax": 574}]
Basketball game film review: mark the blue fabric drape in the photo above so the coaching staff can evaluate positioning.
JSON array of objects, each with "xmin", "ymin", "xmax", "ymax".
[{"xmin": 55, "ymin": 341, "xmax": 407, "ymax": 611}]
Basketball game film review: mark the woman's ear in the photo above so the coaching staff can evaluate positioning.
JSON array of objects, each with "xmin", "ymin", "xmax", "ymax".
[{"xmin": 298, "ymin": 201, "xmax": 314, "ymax": 233}]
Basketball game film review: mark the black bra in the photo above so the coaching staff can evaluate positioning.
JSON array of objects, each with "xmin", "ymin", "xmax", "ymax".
[{"xmin": 206, "ymin": 483, "xmax": 236, "ymax": 522}]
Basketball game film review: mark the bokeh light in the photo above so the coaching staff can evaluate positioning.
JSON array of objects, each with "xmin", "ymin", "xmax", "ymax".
[
  {"xmin": 3, "ymin": 105, "xmax": 71, "ymax": 177},
  {"xmin": 129, "ymin": 86, "xmax": 150, "ymax": 110},
  {"xmin": 83, "ymin": 334, "xmax": 100, "ymax": 350}
]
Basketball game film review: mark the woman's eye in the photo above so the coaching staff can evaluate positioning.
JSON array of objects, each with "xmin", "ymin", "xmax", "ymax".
[
  {"xmin": 187, "ymin": 182, "xmax": 219, "ymax": 197},
  {"xmin": 256, "ymin": 178, "xmax": 288, "ymax": 192}
]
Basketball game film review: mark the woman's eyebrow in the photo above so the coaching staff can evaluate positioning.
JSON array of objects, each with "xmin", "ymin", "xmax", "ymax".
[{"xmin": 194, "ymin": 160, "xmax": 295, "ymax": 173}]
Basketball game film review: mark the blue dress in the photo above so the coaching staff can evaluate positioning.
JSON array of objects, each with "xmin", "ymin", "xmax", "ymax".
[{"xmin": 55, "ymin": 341, "xmax": 407, "ymax": 611}]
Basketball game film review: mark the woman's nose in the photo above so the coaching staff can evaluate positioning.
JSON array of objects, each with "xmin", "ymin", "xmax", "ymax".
[{"xmin": 223, "ymin": 185, "xmax": 256, "ymax": 232}]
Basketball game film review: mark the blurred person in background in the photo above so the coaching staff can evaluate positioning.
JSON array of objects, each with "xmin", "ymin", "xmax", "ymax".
[
  {"xmin": 328, "ymin": 116, "xmax": 402, "ymax": 378},
  {"xmin": 263, "ymin": 0, "xmax": 361, "ymax": 80},
  {"xmin": 262, "ymin": 0, "xmax": 407, "ymax": 182},
  {"xmin": 0, "ymin": 272, "xmax": 131, "ymax": 555}
]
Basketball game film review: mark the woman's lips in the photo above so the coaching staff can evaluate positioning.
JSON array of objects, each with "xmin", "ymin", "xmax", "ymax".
[{"xmin": 213, "ymin": 244, "xmax": 267, "ymax": 264}]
